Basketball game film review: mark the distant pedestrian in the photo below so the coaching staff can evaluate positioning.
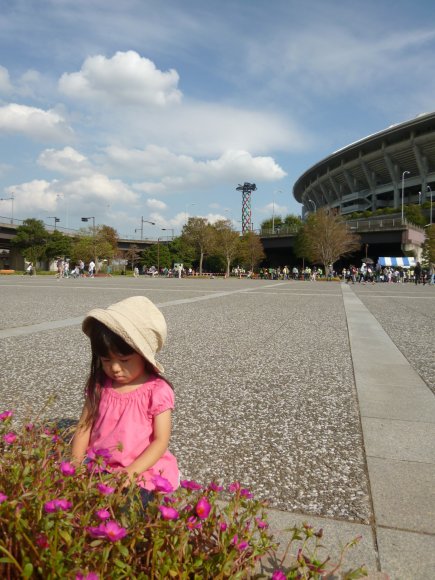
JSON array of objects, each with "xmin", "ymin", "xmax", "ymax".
[{"xmin": 414, "ymin": 262, "xmax": 422, "ymax": 285}]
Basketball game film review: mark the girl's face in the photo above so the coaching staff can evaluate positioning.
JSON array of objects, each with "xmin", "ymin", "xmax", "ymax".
[{"xmin": 100, "ymin": 351, "xmax": 148, "ymax": 387}]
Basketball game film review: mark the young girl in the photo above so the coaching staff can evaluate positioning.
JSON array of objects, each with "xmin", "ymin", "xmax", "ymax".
[{"xmin": 71, "ymin": 296, "xmax": 179, "ymax": 503}]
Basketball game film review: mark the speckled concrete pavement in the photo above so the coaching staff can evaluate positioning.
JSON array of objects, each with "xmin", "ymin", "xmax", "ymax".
[{"xmin": 0, "ymin": 276, "xmax": 434, "ymax": 578}]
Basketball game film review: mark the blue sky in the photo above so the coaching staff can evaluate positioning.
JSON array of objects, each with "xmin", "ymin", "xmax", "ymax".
[{"xmin": 1, "ymin": 0, "xmax": 435, "ymax": 237}]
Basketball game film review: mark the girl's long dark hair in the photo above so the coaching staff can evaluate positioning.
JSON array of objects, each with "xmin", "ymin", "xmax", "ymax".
[{"xmin": 83, "ymin": 319, "xmax": 172, "ymax": 428}]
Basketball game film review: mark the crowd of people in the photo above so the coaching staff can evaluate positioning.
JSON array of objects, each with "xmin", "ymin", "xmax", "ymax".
[{"xmin": 28, "ymin": 257, "xmax": 434, "ymax": 286}]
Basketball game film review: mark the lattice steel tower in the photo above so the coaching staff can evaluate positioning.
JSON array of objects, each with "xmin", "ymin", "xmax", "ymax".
[{"xmin": 236, "ymin": 182, "xmax": 257, "ymax": 233}]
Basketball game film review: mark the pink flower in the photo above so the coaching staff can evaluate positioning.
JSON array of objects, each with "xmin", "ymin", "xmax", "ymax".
[
  {"xmin": 51, "ymin": 435, "xmax": 60, "ymax": 443},
  {"xmin": 25, "ymin": 423, "xmax": 34, "ymax": 431},
  {"xmin": 44, "ymin": 499, "xmax": 72, "ymax": 513},
  {"xmin": 158, "ymin": 505, "xmax": 179, "ymax": 520},
  {"xmin": 180, "ymin": 479, "xmax": 202, "ymax": 490},
  {"xmin": 60, "ymin": 461, "xmax": 76, "ymax": 476},
  {"xmin": 104, "ymin": 521, "xmax": 128, "ymax": 542},
  {"xmin": 255, "ymin": 517, "xmax": 268, "ymax": 529},
  {"xmin": 97, "ymin": 483, "xmax": 115, "ymax": 495},
  {"xmin": 272, "ymin": 571, "xmax": 286, "ymax": 580},
  {"xmin": 76, "ymin": 573, "xmax": 99, "ymax": 580},
  {"xmin": 186, "ymin": 516, "xmax": 202, "ymax": 530},
  {"xmin": 208, "ymin": 481, "xmax": 224, "ymax": 492},
  {"xmin": 228, "ymin": 482, "xmax": 241, "ymax": 493},
  {"xmin": 195, "ymin": 497, "xmax": 211, "ymax": 520},
  {"xmin": 151, "ymin": 474, "xmax": 173, "ymax": 493},
  {"xmin": 87, "ymin": 524, "xmax": 107, "ymax": 539},
  {"xmin": 231, "ymin": 534, "xmax": 239, "ymax": 545},
  {"xmin": 36, "ymin": 534, "xmax": 49, "ymax": 549},
  {"xmin": 95, "ymin": 509, "xmax": 111, "ymax": 521},
  {"xmin": 241, "ymin": 488, "xmax": 253, "ymax": 499},
  {"xmin": 0, "ymin": 493, "xmax": 8, "ymax": 503},
  {"xmin": 3, "ymin": 432, "xmax": 17, "ymax": 444},
  {"xmin": 89, "ymin": 447, "xmax": 111, "ymax": 460},
  {"xmin": 219, "ymin": 522, "xmax": 228, "ymax": 532},
  {"xmin": 0, "ymin": 410, "xmax": 13, "ymax": 421},
  {"xmin": 236, "ymin": 541, "xmax": 249, "ymax": 551}
]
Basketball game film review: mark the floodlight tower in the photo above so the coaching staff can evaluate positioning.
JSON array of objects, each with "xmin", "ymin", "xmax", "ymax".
[{"xmin": 236, "ymin": 182, "xmax": 257, "ymax": 232}]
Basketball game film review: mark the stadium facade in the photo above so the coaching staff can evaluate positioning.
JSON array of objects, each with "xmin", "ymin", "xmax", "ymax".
[{"xmin": 293, "ymin": 112, "xmax": 435, "ymax": 216}]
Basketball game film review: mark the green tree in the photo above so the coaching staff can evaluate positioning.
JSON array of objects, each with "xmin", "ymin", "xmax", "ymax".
[
  {"xmin": 421, "ymin": 224, "xmax": 435, "ymax": 269},
  {"xmin": 298, "ymin": 209, "xmax": 361, "ymax": 274},
  {"xmin": 45, "ymin": 230, "xmax": 72, "ymax": 262},
  {"xmin": 11, "ymin": 218, "xmax": 48, "ymax": 271},
  {"xmin": 213, "ymin": 219, "xmax": 240, "ymax": 276},
  {"xmin": 70, "ymin": 225, "xmax": 119, "ymax": 268},
  {"xmin": 125, "ymin": 244, "xmax": 141, "ymax": 271},
  {"xmin": 283, "ymin": 214, "xmax": 303, "ymax": 231},
  {"xmin": 181, "ymin": 217, "xmax": 215, "ymax": 275},
  {"xmin": 168, "ymin": 237, "xmax": 196, "ymax": 268},
  {"xmin": 238, "ymin": 230, "xmax": 265, "ymax": 272},
  {"xmin": 404, "ymin": 204, "xmax": 426, "ymax": 227},
  {"xmin": 140, "ymin": 243, "xmax": 171, "ymax": 270}
]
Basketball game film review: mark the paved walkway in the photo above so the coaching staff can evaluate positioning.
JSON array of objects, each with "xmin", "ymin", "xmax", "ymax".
[
  {"xmin": 0, "ymin": 277, "xmax": 434, "ymax": 578},
  {"xmin": 268, "ymin": 283, "xmax": 435, "ymax": 579}
]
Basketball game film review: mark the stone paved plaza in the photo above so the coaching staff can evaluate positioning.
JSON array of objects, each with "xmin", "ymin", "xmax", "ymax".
[{"xmin": 1, "ymin": 275, "xmax": 434, "ymax": 578}]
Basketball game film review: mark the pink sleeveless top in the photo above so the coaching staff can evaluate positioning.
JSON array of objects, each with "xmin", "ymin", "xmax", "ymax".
[{"xmin": 88, "ymin": 375, "xmax": 179, "ymax": 492}]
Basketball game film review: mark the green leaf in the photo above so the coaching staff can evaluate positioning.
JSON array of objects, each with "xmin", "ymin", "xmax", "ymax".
[
  {"xmin": 90, "ymin": 539, "xmax": 104, "ymax": 547},
  {"xmin": 22, "ymin": 562, "xmax": 34, "ymax": 578},
  {"xmin": 114, "ymin": 559, "xmax": 126, "ymax": 569},
  {"xmin": 117, "ymin": 543, "xmax": 129, "ymax": 557},
  {"xmin": 59, "ymin": 529, "xmax": 72, "ymax": 545}
]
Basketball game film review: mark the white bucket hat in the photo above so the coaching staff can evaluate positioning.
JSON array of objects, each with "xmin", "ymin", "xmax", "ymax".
[{"xmin": 82, "ymin": 296, "xmax": 167, "ymax": 374}]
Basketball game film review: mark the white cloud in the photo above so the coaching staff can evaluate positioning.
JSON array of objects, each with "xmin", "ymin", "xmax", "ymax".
[
  {"xmin": 9, "ymin": 179, "xmax": 60, "ymax": 214},
  {"xmin": 146, "ymin": 198, "xmax": 168, "ymax": 210},
  {"xmin": 0, "ymin": 104, "xmax": 73, "ymax": 141},
  {"xmin": 0, "ymin": 66, "xmax": 12, "ymax": 94},
  {"xmin": 107, "ymin": 146, "xmax": 286, "ymax": 195},
  {"xmin": 259, "ymin": 202, "xmax": 288, "ymax": 215},
  {"xmin": 59, "ymin": 51, "xmax": 182, "ymax": 107},
  {"xmin": 37, "ymin": 147, "xmax": 92, "ymax": 176},
  {"xmin": 60, "ymin": 173, "xmax": 138, "ymax": 205}
]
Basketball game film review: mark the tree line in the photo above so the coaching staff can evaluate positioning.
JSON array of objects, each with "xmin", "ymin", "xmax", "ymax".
[{"xmin": 15, "ymin": 210, "xmax": 432, "ymax": 276}]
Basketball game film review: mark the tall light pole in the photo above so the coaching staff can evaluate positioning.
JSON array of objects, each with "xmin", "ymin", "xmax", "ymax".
[
  {"xmin": 418, "ymin": 191, "xmax": 422, "ymax": 205},
  {"xmin": 308, "ymin": 199, "xmax": 316, "ymax": 212},
  {"xmin": 161, "ymin": 227, "xmax": 174, "ymax": 239},
  {"xmin": 0, "ymin": 194, "xmax": 14, "ymax": 224},
  {"xmin": 272, "ymin": 189, "xmax": 283, "ymax": 234},
  {"xmin": 81, "ymin": 216, "xmax": 96, "ymax": 269},
  {"xmin": 48, "ymin": 216, "xmax": 60, "ymax": 230},
  {"xmin": 401, "ymin": 171, "xmax": 410, "ymax": 221},
  {"xmin": 138, "ymin": 217, "xmax": 155, "ymax": 240}
]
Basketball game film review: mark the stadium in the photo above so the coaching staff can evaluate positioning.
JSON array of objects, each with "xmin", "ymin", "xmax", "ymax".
[{"xmin": 293, "ymin": 111, "xmax": 435, "ymax": 217}]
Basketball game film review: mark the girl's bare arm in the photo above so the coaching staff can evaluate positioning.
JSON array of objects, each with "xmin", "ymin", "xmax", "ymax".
[
  {"xmin": 125, "ymin": 409, "xmax": 172, "ymax": 481},
  {"xmin": 71, "ymin": 403, "xmax": 92, "ymax": 464}
]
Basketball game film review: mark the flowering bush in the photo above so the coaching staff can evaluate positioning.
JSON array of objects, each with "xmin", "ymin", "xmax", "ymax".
[{"xmin": 0, "ymin": 411, "xmax": 367, "ymax": 579}]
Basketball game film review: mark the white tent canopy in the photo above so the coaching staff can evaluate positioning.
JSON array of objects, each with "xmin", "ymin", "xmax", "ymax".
[{"xmin": 378, "ymin": 257, "xmax": 416, "ymax": 268}]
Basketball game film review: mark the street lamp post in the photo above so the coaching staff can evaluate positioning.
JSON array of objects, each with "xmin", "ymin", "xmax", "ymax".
[
  {"xmin": 48, "ymin": 216, "xmax": 60, "ymax": 230},
  {"xmin": 428, "ymin": 185, "xmax": 433, "ymax": 225},
  {"xmin": 308, "ymin": 199, "xmax": 316, "ymax": 212},
  {"xmin": 161, "ymin": 227, "xmax": 174, "ymax": 239},
  {"xmin": 401, "ymin": 171, "xmax": 410, "ymax": 221},
  {"xmin": 139, "ymin": 217, "xmax": 155, "ymax": 240},
  {"xmin": 418, "ymin": 191, "xmax": 422, "ymax": 205},
  {"xmin": 81, "ymin": 216, "xmax": 96, "ymax": 269},
  {"xmin": 272, "ymin": 189, "xmax": 283, "ymax": 234},
  {"xmin": 0, "ymin": 194, "xmax": 14, "ymax": 224}
]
